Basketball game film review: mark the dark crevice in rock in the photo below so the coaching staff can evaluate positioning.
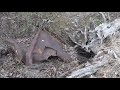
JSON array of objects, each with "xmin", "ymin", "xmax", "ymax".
[{"xmin": 75, "ymin": 46, "xmax": 95, "ymax": 63}]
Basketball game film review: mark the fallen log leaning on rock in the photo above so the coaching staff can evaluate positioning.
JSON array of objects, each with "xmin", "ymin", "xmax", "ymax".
[{"xmin": 1, "ymin": 28, "xmax": 72, "ymax": 66}]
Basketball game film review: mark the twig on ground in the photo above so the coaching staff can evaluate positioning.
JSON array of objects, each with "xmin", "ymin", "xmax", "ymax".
[{"xmin": 99, "ymin": 12, "xmax": 107, "ymax": 23}]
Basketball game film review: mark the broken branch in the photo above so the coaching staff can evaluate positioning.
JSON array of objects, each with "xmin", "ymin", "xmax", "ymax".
[{"xmin": 67, "ymin": 58, "xmax": 108, "ymax": 78}]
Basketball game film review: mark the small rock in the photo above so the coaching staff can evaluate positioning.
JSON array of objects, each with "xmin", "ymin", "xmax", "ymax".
[
  {"xmin": 9, "ymin": 73, "xmax": 13, "ymax": 76},
  {"xmin": 1, "ymin": 69, "xmax": 5, "ymax": 72}
]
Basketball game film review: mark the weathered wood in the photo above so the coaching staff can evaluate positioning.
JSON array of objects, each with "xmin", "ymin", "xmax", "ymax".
[{"xmin": 67, "ymin": 58, "xmax": 108, "ymax": 78}]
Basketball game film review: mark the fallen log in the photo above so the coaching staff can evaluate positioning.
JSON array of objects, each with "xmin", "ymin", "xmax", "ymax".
[
  {"xmin": 67, "ymin": 58, "xmax": 108, "ymax": 78},
  {"xmin": 66, "ymin": 18, "xmax": 120, "ymax": 78}
]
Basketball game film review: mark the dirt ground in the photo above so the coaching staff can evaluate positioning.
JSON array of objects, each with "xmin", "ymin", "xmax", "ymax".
[{"xmin": 0, "ymin": 12, "xmax": 120, "ymax": 78}]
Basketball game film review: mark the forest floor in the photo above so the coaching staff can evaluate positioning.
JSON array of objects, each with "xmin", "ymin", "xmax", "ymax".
[{"xmin": 0, "ymin": 12, "xmax": 120, "ymax": 78}]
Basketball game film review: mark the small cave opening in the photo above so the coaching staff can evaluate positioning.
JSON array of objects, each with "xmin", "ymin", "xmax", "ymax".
[{"xmin": 75, "ymin": 46, "xmax": 95, "ymax": 63}]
